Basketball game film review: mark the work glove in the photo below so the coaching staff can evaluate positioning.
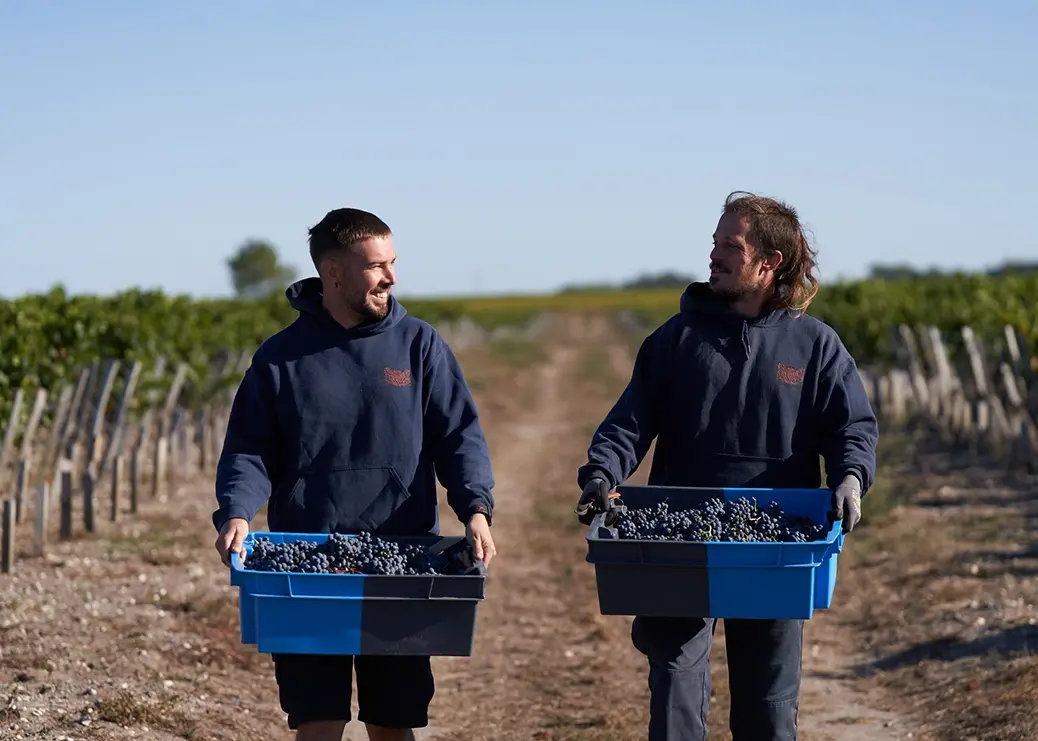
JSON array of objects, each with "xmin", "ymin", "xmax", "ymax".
[
  {"xmin": 575, "ymin": 476, "xmax": 611, "ymax": 526},
  {"xmin": 829, "ymin": 475, "xmax": 862, "ymax": 534}
]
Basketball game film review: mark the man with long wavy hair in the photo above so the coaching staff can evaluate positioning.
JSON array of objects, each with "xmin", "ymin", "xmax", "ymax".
[{"xmin": 575, "ymin": 191, "xmax": 878, "ymax": 741}]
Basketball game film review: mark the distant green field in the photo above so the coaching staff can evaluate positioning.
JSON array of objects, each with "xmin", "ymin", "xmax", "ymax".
[
  {"xmin": 400, "ymin": 288, "xmax": 678, "ymax": 328},
  {"xmin": 1, "ymin": 272, "xmax": 1035, "ymax": 413},
  {"xmin": 409, "ymin": 272, "xmax": 1038, "ymax": 366}
]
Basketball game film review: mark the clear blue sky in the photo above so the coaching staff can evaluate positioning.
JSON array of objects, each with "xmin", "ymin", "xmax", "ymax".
[{"xmin": 2, "ymin": 1, "xmax": 1035, "ymax": 300}]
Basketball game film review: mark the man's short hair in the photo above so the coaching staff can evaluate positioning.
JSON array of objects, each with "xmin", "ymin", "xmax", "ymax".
[{"xmin": 308, "ymin": 208, "xmax": 392, "ymax": 269}]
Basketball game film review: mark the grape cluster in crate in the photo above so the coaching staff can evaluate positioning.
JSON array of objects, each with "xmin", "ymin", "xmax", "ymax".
[
  {"xmin": 612, "ymin": 496, "xmax": 830, "ymax": 543},
  {"xmin": 243, "ymin": 531, "xmax": 477, "ymax": 576}
]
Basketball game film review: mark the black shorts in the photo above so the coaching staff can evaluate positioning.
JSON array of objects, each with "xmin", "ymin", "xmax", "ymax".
[{"xmin": 272, "ymin": 652, "xmax": 435, "ymax": 730}]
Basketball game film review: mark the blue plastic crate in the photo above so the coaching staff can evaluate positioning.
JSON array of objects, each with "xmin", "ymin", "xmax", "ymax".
[
  {"xmin": 229, "ymin": 532, "xmax": 486, "ymax": 656},
  {"xmin": 585, "ymin": 485, "xmax": 844, "ymax": 620}
]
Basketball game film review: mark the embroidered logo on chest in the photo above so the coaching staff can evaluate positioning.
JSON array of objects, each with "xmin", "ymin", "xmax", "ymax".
[
  {"xmin": 776, "ymin": 362, "xmax": 805, "ymax": 386},
  {"xmin": 383, "ymin": 368, "xmax": 412, "ymax": 387}
]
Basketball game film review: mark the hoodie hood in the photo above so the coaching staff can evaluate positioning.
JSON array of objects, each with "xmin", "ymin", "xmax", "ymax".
[
  {"xmin": 285, "ymin": 277, "xmax": 407, "ymax": 337},
  {"xmin": 678, "ymin": 281, "xmax": 790, "ymax": 328},
  {"xmin": 677, "ymin": 281, "xmax": 792, "ymax": 357}
]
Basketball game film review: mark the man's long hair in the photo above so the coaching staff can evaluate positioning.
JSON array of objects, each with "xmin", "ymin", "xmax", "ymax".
[{"xmin": 722, "ymin": 191, "xmax": 820, "ymax": 313}]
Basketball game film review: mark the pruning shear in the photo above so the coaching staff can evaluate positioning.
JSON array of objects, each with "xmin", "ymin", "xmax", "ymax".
[{"xmin": 575, "ymin": 478, "xmax": 628, "ymax": 527}]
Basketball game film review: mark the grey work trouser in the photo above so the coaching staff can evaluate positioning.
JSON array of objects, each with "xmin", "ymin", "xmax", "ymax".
[{"xmin": 631, "ymin": 616, "xmax": 804, "ymax": 741}]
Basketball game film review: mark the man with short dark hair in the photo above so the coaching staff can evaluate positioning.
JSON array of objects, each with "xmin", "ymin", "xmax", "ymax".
[
  {"xmin": 213, "ymin": 207, "xmax": 497, "ymax": 741},
  {"xmin": 575, "ymin": 192, "xmax": 878, "ymax": 741}
]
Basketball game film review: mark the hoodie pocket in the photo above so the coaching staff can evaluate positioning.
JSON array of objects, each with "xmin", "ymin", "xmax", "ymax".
[
  {"xmin": 274, "ymin": 466, "xmax": 412, "ymax": 534},
  {"xmin": 672, "ymin": 452, "xmax": 813, "ymax": 490}
]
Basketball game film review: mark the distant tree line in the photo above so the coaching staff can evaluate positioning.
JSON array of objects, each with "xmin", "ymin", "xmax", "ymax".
[
  {"xmin": 558, "ymin": 271, "xmax": 696, "ymax": 294},
  {"xmin": 557, "ymin": 260, "xmax": 1038, "ymax": 294},
  {"xmin": 867, "ymin": 261, "xmax": 1038, "ymax": 281}
]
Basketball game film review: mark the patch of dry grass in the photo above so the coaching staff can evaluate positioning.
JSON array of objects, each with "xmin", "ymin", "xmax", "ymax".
[{"xmin": 92, "ymin": 690, "xmax": 198, "ymax": 738}]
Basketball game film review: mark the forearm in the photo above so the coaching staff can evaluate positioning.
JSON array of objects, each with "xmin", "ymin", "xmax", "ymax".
[
  {"xmin": 438, "ymin": 427, "xmax": 496, "ymax": 524},
  {"xmin": 211, "ymin": 362, "xmax": 279, "ymax": 531},
  {"xmin": 824, "ymin": 425, "xmax": 877, "ymax": 494},
  {"xmin": 446, "ymin": 481, "xmax": 494, "ymax": 525},
  {"xmin": 213, "ymin": 453, "xmax": 273, "ymax": 531},
  {"xmin": 819, "ymin": 354, "xmax": 879, "ymax": 494},
  {"xmin": 577, "ymin": 331, "xmax": 665, "ymax": 490},
  {"xmin": 424, "ymin": 340, "xmax": 496, "ymax": 524},
  {"xmin": 578, "ymin": 400, "xmax": 654, "ymax": 489}
]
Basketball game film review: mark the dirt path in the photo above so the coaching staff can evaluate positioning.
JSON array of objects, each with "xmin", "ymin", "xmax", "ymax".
[{"xmin": 425, "ymin": 313, "xmax": 650, "ymax": 740}]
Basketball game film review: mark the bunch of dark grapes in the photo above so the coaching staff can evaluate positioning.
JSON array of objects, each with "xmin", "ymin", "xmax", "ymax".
[
  {"xmin": 613, "ymin": 497, "xmax": 828, "ymax": 543},
  {"xmin": 244, "ymin": 531, "xmax": 455, "ymax": 575}
]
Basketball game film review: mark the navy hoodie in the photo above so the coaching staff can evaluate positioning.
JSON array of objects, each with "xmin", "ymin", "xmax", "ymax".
[
  {"xmin": 212, "ymin": 277, "xmax": 495, "ymax": 536},
  {"xmin": 578, "ymin": 282, "xmax": 879, "ymax": 495}
]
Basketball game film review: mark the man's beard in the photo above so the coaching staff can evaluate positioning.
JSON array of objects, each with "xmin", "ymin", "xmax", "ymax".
[
  {"xmin": 708, "ymin": 259, "xmax": 765, "ymax": 304},
  {"xmin": 708, "ymin": 278, "xmax": 756, "ymax": 303},
  {"xmin": 350, "ymin": 293, "xmax": 390, "ymax": 322}
]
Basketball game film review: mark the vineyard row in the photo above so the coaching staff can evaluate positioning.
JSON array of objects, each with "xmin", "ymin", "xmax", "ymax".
[
  {"xmin": 1, "ymin": 315, "xmax": 1035, "ymax": 576},
  {"xmin": 1, "ymin": 272, "xmax": 1036, "ymax": 412}
]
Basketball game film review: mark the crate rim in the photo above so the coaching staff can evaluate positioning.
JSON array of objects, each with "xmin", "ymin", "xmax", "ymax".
[
  {"xmin": 229, "ymin": 531, "xmax": 488, "ymax": 579},
  {"xmin": 609, "ymin": 483, "xmax": 836, "ymax": 495},
  {"xmin": 585, "ymin": 519, "xmax": 843, "ymax": 547},
  {"xmin": 585, "ymin": 483, "xmax": 843, "ymax": 550}
]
